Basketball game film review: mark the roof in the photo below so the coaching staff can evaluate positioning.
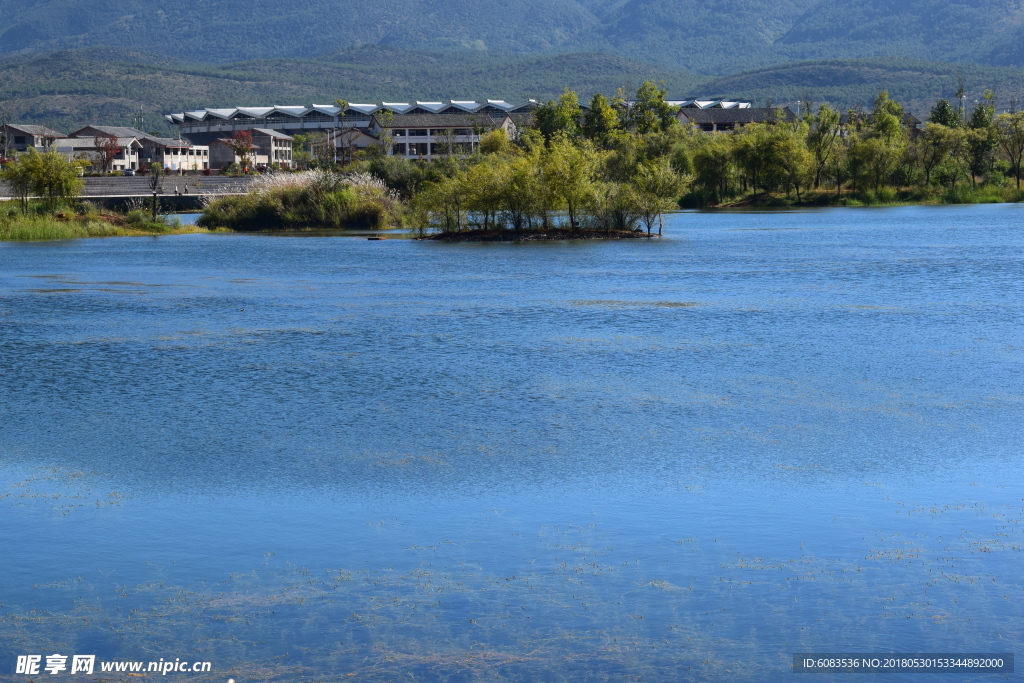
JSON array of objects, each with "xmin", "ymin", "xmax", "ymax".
[
  {"xmin": 143, "ymin": 137, "xmax": 197, "ymax": 147},
  {"xmin": 251, "ymin": 128, "xmax": 294, "ymax": 140},
  {"xmin": 2, "ymin": 124, "xmax": 66, "ymax": 138},
  {"xmin": 379, "ymin": 113, "xmax": 509, "ymax": 128},
  {"xmin": 678, "ymin": 107, "xmax": 798, "ymax": 124},
  {"xmin": 165, "ymin": 100, "xmax": 541, "ymax": 124},
  {"xmin": 56, "ymin": 137, "xmax": 141, "ymax": 149},
  {"xmin": 669, "ymin": 98, "xmax": 751, "ymax": 109},
  {"xmin": 71, "ymin": 125, "xmax": 147, "ymax": 139}
]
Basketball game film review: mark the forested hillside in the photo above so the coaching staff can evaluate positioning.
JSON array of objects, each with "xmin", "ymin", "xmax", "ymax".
[
  {"xmin": 2, "ymin": 47, "xmax": 1021, "ymax": 132},
  {"xmin": 0, "ymin": 47, "xmax": 700, "ymax": 131},
  {"xmin": 2, "ymin": 0, "xmax": 1024, "ymax": 73}
]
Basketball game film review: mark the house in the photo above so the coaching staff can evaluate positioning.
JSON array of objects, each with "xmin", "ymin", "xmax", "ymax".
[
  {"xmin": 323, "ymin": 127, "xmax": 380, "ymax": 164},
  {"xmin": 371, "ymin": 113, "xmax": 515, "ymax": 159},
  {"xmin": 0, "ymin": 124, "xmax": 66, "ymax": 154},
  {"xmin": 69, "ymin": 125, "xmax": 210, "ymax": 172},
  {"xmin": 141, "ymin": 137, "xmax": 211, "ymax": 173},
  {"xmin": 677, "ymin": 107, "xmax": 798, "ymax": 132},
  {"xmin": 54, "ymin": 136, "xmax": 143, "ymax": 172},
  {"xmin": 208, "ymin": 128, "xmax": 294, "ymax": 170}
]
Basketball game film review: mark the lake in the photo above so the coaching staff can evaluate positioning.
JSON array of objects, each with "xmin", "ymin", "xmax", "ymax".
[{"xmin": 1, "ymin": 205, "xmax": 1022, "ymax": 681}]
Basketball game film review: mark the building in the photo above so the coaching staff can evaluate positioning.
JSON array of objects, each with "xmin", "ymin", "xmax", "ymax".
[
  {"xmin": 59, "ymin": 125, "xmax": 146, "ymax": 171},
  {"xmin": 208, "ymin": 128, "xmax": 294, "ymax": 170},
  {"xmin": 677, "ymin": 107, "xmax": 797, "ymax": 132},
  {"xmin": 1, "ymin": 124, "xmax": 66, "ymax": 154},
  {"xmin": 668, "ymin": 99, "xmax": 751, "ymax": 109},
  {"xmin": 143, "ymin": 137, "xmax": 211, "ymax": 172},
  {"xmin": 372, "ymin": 113, "xmax": 515, "ymax": 159},
  {"xmin": 69, "ymin": 126, "xmax": 210, "ymax": 172},
  {"xmin": 164, "ymin": 100, "xmax": 539, "ymax": 142}
]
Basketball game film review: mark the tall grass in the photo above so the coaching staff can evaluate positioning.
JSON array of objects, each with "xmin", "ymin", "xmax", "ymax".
[
  {"xmin": 0, "ymin": 214, "xmax": 128, "ymax": 241},
  {"xmin": 0, "ymin": 203, "xmax": 199, "ymax": 241},
  {"xmin": 199, "ymin": 170, "xmax": 405, "ymax": 231}
]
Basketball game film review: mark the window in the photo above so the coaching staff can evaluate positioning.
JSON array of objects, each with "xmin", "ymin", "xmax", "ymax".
[
  {"xmin": 13, "ymin": 135, "xmax": 25, "ymax": 144},
  {"xmin": 408, "ymin": 129, "xmax": 428, "ymax": 137},
  {"xmin": 393, "ymin": 129, "xmax": 406, "ymax": 137},
  {"xmin": 392, "ymin": 143, "xmax": 407, "ymax": 156},
  {"xmin": 453, "ymin": 129, "xmax": 472, "ymax": 136},
  {"xmin": 407, "ymin": 143, "xmax": 428, "ymax": 155}
]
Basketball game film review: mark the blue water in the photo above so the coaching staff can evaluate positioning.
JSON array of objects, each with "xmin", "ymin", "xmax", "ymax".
[{"xmin": 1, "ymin": 205, "xmax": 1022, "ymax": 681}]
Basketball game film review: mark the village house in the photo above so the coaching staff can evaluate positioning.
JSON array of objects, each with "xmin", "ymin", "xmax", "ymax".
[
  {"xmin": 0, "ymin": 124, "xmax": 66, "ymax": 154},
  {"xmin": 55, "ymin": 136, "xmax": 143, "ymax": 172},
  {"xmin": 208, "ymin": 128, "xmax": 294, "ymax": 170},
  {"xmin": 69, "ymin": 125, "xmax": 210, "ymax": 172}
]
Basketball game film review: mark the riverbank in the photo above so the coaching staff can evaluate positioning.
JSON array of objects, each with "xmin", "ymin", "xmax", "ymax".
[
  {"xmin": 0, "ymin": 210, "xmax": 207, "ymax": 241},
  {"xmin": 700, "ymin": 185, "xmax": 1024, "ymax": 209},
  {"xmin": 428, "ymin": 227, "xmax": 652, "ymax": 241}
]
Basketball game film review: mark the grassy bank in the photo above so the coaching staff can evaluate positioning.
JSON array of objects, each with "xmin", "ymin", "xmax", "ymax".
[
  {"xmin": 691, "ymin": 185, "xmax": 1024, "ymax": 209},
  {"xmin": 0, "ymin": 205, "xmax": 206, "ymax": 241}
]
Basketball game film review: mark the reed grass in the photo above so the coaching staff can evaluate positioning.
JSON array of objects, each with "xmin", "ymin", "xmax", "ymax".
[
  {"xmin": 199, "ymin": 170, "xmax": 406, "ymax": 231},
  {"xmin": 0, "ymin": 206, "xmax": 205, "ymax": 241}
]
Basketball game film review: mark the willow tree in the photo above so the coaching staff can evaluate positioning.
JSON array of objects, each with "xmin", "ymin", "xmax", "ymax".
[
  {"xmin": 808, "ymin": 104, "xmax": 841, "ymax": 188},
  {"xmin": 996, "ymin": 110, "xmax": 1024, "ymax": 189},
  {"xmin": 544, "ymin": 136, "xmax": 601, "ymax": 229},
  {"xmin": 632, "ymin": 160, "xmax": 686, "ymax": 236}
]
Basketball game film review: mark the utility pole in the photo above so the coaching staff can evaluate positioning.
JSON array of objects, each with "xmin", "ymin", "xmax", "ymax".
[{"xmin": 0, "ymin": 101, "xmax": 11, "ymax": 161}]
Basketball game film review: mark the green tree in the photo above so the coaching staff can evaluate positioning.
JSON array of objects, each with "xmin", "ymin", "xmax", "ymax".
[
  {"xmin": 582, "ymin": 93, "xmax": 620, "ymax": 146},
  {"xmin": 995, "ymin": 110, "xmax": 1024, "ymax": 189},
  {"xmin": 1, "ymin": 148, "xmax": 83, "ymax": 211},
  {"xmin": 631, "ymin": 159, "xmax": 685, "ymax": 235},
  {"xmin": 692, "ymin": 137, "xmax": 734, "ymax": 205},
  {"xmin": 777, "ymin": 124, "xmax": 813, "ymax": 202},
  {"xmin": 928, "ymin": 99, "xmax": 960, "ymax": 128},
  {"xmin": 543, "ymin": 136, "xmax": 600, "ymax": 229},
  {"xmin": 631, "ymin": 81, "xmax": 678, "ymax": 136},
  {"xmin": 478, "ymin": 128, "xmax": 512, "ymax": 155},
  {"xmin": 534, "ymin": 89, "xmax": 582, "ymax": 142},
  {"xmin": 965, "ymin": 90, "xmax": 998, "ymax": 185},
  {"xmin": 912, "ymin": 123, "xmax": 957, "ymax": 186},
  {"xmin": 808, "ymin": 104, "xmax": 842, "ymax": 188}
]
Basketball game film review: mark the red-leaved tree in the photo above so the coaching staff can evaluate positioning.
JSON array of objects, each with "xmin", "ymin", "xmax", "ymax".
[
  {"xmin": 93, "ymin": 133, "xmax": 120, "ymax": 173},
  {"xmin": 227, "ymin": 130, "xmax": 255, "ymax": 170}
]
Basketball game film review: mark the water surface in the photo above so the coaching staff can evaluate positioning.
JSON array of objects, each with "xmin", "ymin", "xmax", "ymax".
[{"xmin": 1, "ymin": 205, "xmax": 1022, "ymax": 680}]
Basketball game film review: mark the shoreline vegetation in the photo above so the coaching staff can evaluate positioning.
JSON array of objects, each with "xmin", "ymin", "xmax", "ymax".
[
  {"xmin": 4, "ymin": 82, "xmax": 1024, "ymax": 241},
  {"xmin": 196, "ymin": 83, "xmax": 1024, "ymax": 240},
  {"xmin": 0, "ymin": 206, "xmax": 203, "ymax": 241}
]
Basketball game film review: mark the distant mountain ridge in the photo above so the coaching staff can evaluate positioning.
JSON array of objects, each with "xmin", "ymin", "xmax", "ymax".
[
  {"xmin": 2, "ymin": 0, "xmax": 1024, "ymax": 73},
  {"xmin": 3, "ymin": 47, "xmax": 1022, "ymax": 132}
]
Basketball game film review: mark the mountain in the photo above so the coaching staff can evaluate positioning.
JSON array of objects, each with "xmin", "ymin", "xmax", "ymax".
[
  {"xmin": 0, "ymin": 47, "xmax": 701, "ymax": 131},
  {"xmin": 3, "ymin": 47, "xmax": 1022, "ymax": 133},
  {"xmin": 0, "ymin": 0, "xmax": 597, "ymax": 61},
  {"xmin": 697, "ymin": 59, "xmax": 1024, "ymax": 117},
  {"xmin": 3, "ymin": 0, "xmax": 1024, "ymax": 73}
]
